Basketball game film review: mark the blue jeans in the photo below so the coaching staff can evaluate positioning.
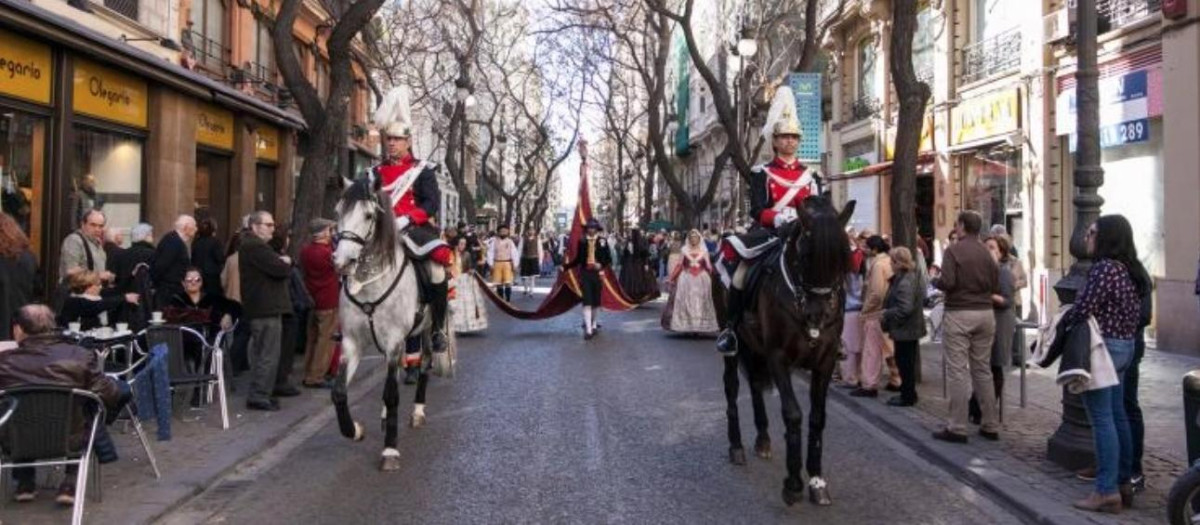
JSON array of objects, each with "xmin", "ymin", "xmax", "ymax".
[{"xmin": 1081, "ymin": 337, "xmax": 1135, "ymax": 495}]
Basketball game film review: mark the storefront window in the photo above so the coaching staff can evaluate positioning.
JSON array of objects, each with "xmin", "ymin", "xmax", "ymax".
[
  {"xmin": 963, "ymin": 148, "xmax": 1022, "ymax": 234},
  {"xmin": 0, "ymin": 111, "xmax": 47, "ymax": 259},
  {"xmin": 72, "ymin": 127, "xmax": 144, "ymax": 239}
]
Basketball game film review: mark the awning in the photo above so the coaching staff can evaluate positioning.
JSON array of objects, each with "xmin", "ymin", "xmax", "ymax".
[
  {"xmin": 0, "ymin": 0, "xmax": 306, "ymax": 130},
  {"xmin": 830, "ymin": 151, "xmax": 937, "ymax": 182}
]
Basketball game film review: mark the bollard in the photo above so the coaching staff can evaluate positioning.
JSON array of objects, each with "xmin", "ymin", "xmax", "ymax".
[{"xmin": 1183, "ymin": 371, "xmax": 1200, "ymax": 466}]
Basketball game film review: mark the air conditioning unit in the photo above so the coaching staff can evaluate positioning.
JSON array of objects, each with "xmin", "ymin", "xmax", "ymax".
[{"xmin": 1044, "ymin": 8, "xmax": 1072, "ymax": 44}]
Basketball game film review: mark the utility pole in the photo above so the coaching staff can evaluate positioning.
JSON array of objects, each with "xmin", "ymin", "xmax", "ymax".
[{"xmin": 1047, "ymin": 0, "xmax": 1104, "ymax": 470}]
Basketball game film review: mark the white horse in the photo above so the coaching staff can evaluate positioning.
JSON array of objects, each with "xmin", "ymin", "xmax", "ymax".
[{"xmin": 332, "ymin": 176, "xmax": 434, "ymax": 471}]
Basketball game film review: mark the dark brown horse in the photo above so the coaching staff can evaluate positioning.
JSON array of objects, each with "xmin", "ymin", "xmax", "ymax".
[{"xmin": 721, "ymin": 196, "xmax": 855, "ymax": 507}]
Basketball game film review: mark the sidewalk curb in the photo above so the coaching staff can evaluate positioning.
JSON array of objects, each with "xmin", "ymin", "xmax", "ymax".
[
  {"xmin": 826, "ymin": 386, "xmax": 1112, "ymax": 525},
  {"xmin": 145, "ymin": 364, "xmax": 387, "ymax": 524}
]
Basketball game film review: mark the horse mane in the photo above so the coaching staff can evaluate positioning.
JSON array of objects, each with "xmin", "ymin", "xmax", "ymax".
[
  {"xmin": 339, "ymin": 178, "xmax": 398, "ymax": 267},
  {"xmin": 795, "ymin": 197, "xmax": 849, "ymax": 290}
]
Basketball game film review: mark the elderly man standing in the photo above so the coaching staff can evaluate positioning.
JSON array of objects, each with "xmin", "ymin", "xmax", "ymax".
[
  {"xmin": 0, "ymin": 304, "xmax": 127, "ymax": 505},
  {"xmin": 239, "ymin": 211, "xmax": 293, "ymax": 411},
  {"xmin": 932, "ymin": 210, "xmax": 1001, "ymax": 443},
  {"xmin": 300, "ymin": 218, "xmax": 339, "ymax": 388},
  {"xmin": 151, "ymin": 215, "xmax": 197, "ymax": 309},
  {"xmin": 59, "ymin": 209, "xmax": 114, "ymax": 285}
]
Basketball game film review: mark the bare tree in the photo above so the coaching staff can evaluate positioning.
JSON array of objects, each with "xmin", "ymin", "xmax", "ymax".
[
  {"xmin": 266, "ymin": 0, "xmax": 388, "ymax": 255},
  {"xmin": 888, "ymin": 0, "xmax": 930, "ymax": 250}
]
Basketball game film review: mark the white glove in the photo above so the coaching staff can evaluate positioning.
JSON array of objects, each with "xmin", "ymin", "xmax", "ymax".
[
  {"xmin": 773, "ymin": 208, "xmax": 798, "ymax": 228},
  {"xmin": 396, "ymin": 215, "xmax": 411, "ymax": 231}
]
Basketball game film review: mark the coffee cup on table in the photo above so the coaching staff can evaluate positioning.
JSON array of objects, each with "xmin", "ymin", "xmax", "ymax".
[
  {"xmin": 151, "ymin": 311, "xmax": 164, "ymax": 323},
  {"xmin": 68, "ymin": 322, "xmax": 82, "ymax": 333},
  {"xmin": 116, "ymin": 322, "xmax": 129, "ymax": 333}
]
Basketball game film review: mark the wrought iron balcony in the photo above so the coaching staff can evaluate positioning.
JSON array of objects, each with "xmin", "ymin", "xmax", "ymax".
[
  {"xmin": 850, "ymin": 95, "xmax": 880, "ymax": 122},
  {"xmin": 181, "ymin": 29, "xmax": 227, "ymax": 71},
  {"xmin": 960, "ymin": 27, "xmax": 1021, "ymax": 85},
  {"xmin": 1099, "ymin": 0, "xmax": 1161, "ymax": 30},
  {"xmin": 104, "ymin": 0, "xmax": 138, "ymax": 20}
]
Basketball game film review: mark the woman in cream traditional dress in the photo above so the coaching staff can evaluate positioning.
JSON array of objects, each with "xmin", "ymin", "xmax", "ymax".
[
  {"xmin": 449, "ymin": 237, "xmax": 488, "ymax": 333},
  {"xmin": 663, "ymin": 230, "xmax": 719, "ymax": 334}
]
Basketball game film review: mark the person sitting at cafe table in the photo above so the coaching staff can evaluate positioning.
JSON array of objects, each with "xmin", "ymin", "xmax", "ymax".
[
  {"xmin": 0, "ymin": 304, "xmax": 130, "ymax": 505},
  {"xmin": 57, "ymin": 271, "xmax": 139, "ymax": 331},
  {"xmin": 166, "ymin": 267, "xmax": 233, "ymax": 333}
]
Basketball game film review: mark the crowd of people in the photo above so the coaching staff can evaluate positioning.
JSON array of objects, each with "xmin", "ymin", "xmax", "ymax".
[{"xmin": 0, "ymin": 195, "xmax": 1157, "ymax": 514}]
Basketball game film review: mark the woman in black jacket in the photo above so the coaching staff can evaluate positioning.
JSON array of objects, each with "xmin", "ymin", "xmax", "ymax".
[
  {"xmin": 191, "ymin": 218, "xmax": 227, "ymax": 299},
  {"xmin": 0, "ymin": 212, "xmax": 35, "ymax": 340},
  {"xmin": 58, "ymin": 271, "xmax": 139, "ymax": 331},
  {"xmin": 881, "ymin": 246, "xmax": 926, "ymax": 407}
]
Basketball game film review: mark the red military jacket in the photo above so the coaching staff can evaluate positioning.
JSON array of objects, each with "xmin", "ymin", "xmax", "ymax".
[
  {"xmin": 750, "ymin": 157, "xmax": 818, "ymax": 228},
  {"xmin": 374, "ymin": 154, "xmax": 439, "ymax": 226}
]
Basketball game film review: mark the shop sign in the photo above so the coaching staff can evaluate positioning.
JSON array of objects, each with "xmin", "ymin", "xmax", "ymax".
[
  {"xmin": 885, "ymin": 114, "xmax": 935, "ymax": 160},
  {"xmin": 256, "ymin": 125, "xmax": 279, "ymax": 162},
  {"xmin": 951, "ymin": 89, "xmax": 1019, "ymax": 146},
  {"xmin": 0, "ymin": 30, "xmax": 53, "ymax": 105},
  {"xmin": 196, "ymin": 103, "xmax": 234, "ymax": 151},
  {"xmin": 788, "ymin": 72, "xmax": 824, "ymax": 162},
  {"xmin": 1067, "ymin": 118, "xmax": 1149, "ymax": 152},
  {"xmin": 1057, "ymin": 69, "xmax": 1158, "ymax": 151},
  {"xmin": 72, "ymin": 58, "xmax": 147, "ymax": 128}
]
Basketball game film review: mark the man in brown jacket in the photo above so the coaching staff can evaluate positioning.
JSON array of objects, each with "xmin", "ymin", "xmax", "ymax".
[
  {"xmin": 933, "ymin": 211, "xmax": 1001, "ymax": 443},
  {"xmin": 0, "ymin": 304, "xmax": 126, "ymax": 504}
]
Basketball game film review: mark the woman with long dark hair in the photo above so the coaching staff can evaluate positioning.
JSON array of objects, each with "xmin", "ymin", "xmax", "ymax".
[
  {"xmin": 0, "ymin": 212, "xmax": 35, "ymax": 340},
  {"xmin": 1068, "ymin": 214, "xmax": 1149, "ymax": 514},
  {"xmin": 191, "ymin": 218, "xmax": 226, "ymax": 298}
]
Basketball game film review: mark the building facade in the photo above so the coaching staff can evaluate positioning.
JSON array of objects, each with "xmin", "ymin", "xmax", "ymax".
[
  {"xmin": 821, "ymin": 0, "xmax": 1200, "ymax": 354},
  {"xmin": 0, "ymin": 0, "xmax": 373, "ymax": 295}
]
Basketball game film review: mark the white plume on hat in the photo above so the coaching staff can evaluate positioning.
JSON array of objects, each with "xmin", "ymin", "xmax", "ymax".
[
  {"xmin": 761, "ymin": 85, "xmax": 802, "ymax": 138},
  {"xmin": 373, "ymin": 86, "xmax": 413, "ymax": 138}
]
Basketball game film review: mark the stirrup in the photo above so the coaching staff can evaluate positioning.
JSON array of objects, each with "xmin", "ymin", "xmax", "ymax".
[{"xmin": 716, "ymin": 329, "xmax": 738, "ymax": 356}]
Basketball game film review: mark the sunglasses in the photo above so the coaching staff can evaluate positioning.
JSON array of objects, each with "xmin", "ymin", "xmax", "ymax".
[{"xmin": 184, "ymin": 277, "xmax": 202, "ymax": 283}]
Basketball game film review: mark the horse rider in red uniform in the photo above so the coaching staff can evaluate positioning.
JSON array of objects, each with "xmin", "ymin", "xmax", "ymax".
[
  {"xmin": 716, "ymin": 86, "xmax": 821, "ymax": 355},
  {"xmin": 372, "ymin": 87, "xmax": 453, "ymax": 354}
]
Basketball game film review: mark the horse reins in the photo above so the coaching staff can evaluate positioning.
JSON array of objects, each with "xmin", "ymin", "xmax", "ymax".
[{"xmin": 778, "ymin": 234, "xmax": 840, "ymax": 344}]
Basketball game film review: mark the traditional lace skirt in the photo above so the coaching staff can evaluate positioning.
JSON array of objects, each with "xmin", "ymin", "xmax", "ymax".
[
  {"xmin": 663, "ymin": 270, "xmax": 719, "ymax": 333},
  {"xmin": 450, "ymin": 272, "xmax": 489, "ymax": 333}
]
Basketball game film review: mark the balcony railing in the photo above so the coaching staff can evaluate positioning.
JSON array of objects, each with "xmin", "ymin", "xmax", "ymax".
[
  {"xmin": 1100, "ymin": 0, "xmax": 1161, "ymax": 30},
  {"xmin": 960, "ymin": 27, "xmax": 1021, "ymax": 84},
  {"xmin": 850, "ymin": 95, "xmax": 880, "ymax": 122},
  {"xmin": 181, "ymin": 29, "xmax": 227, "ymax": 71},
  {"xmin": 104, "ymin": 0, "xmax": 138, "ymax": 20}
]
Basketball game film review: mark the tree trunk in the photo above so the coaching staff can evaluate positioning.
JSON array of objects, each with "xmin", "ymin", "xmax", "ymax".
[
  {"xmin": 888, "ymin": 0, "xmax": 931, "ymax": 251},
  {"xmin": 641, "ymin": 160, "xmax": 655, "ymax": 225}
]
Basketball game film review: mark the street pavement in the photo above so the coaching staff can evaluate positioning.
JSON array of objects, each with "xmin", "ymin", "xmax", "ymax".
[{"xmin": 161, "ymin": 292, "xmax": 1022, "ymax": 525}]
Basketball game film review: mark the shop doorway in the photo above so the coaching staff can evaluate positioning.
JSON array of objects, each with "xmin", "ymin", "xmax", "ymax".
[
  {"xmin": 916, "ymin": 172, "xmax": 935, "ymax": 243},
  {"xmin": 195, "ymin": 150, "xmax": 232, "ymax": 241}
]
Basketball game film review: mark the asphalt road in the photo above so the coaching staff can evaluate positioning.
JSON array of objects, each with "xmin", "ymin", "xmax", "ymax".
[{"xmin": 165, "ymin": 291, "xmax": 1023, "ymax": 525}]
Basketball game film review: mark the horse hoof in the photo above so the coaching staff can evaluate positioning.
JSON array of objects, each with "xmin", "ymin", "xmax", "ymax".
[
  {"xmin": 380, "ymin": 454, "xmax": 402, "ymax": 472},
  {"xmin": 754, "ymin": 438, "xmax": 772, "ymax": 459},
  {"xmin": 410, "ymin": 413, "xmax": 426, "ymax": 428},
  {"xmin": 809, "ymin": 486, "xmax": 833, "ymax": 506},
  {"xmin": 729, "ymin": 448, "xmax": 747, "ymax": 465},
  {"xmin": 782, "ymin": 487, "xmax": 804, "ymax": 507},
  {"xmin": 352, "ymin": 421, "xmax": 365, "ymax": 442}
]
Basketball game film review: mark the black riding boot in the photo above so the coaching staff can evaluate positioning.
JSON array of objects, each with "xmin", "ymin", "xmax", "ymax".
[
  {"xmin": 716, "ymin": 287, "xmax": 743, "ymax": 355},
  {"xmin": 430, "ymin": 281, "xmax": 449, "ymax": 352}
]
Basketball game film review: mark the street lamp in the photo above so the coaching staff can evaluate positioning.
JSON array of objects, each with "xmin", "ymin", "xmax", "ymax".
[
  {"xmin": 737, "ymin": 26, "xmax": 758, "ymax": 57},
  {"xmin": 1048, "ymin": 0, "xmax": 1104, "ymax": 471}
]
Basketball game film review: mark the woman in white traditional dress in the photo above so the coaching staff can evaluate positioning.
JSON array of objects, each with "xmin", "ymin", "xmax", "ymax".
[
  {"xmin": 449, "ymin": 236, "xmax": 489, "ymax": 333},
  {"xmin": 663, "ymin": 230, "xmax": 719, "ymax": 334}
]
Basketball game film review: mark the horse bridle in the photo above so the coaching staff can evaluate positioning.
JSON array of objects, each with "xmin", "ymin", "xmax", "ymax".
[
  {"xmin": 779, "ymin": 228, "xmax": 841, "ymax": 344},
  {"xmin": 335, "ymin": 198, "xmax": 414, "ymax": 355}
]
